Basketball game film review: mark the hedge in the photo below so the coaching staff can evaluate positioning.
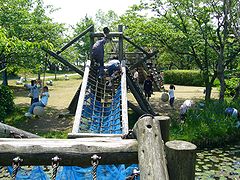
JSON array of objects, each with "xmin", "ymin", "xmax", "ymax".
[
  {"xmin": 0, "ymin": 85, "xmax": 14, "ymax": 121},
  {"xmin": 164, "ymin": 70, "xmax": 204, "ymax": 86}
]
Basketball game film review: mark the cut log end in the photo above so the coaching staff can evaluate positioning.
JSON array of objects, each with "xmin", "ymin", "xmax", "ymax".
[{"xmin": 165, "ymin": 140, "xmax": 197, "ymax": 151}]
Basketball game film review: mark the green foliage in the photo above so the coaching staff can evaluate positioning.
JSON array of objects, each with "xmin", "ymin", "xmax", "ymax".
[
  {"xmin": 170, "ymin": 100, "xmax": 240, "ymax": 147},
  {"xmin": 225, "ymin": 78, "xmax": 239, "ymax": 97},
  {"xmin": 0, "ymin": 0, "xmax": 65, "ymax": 76},
  {"xmin": 37, "ymin": 131, "xmax": 68, "ymax": 139},
  {"xmin": 0, "ymin": 85, "xmax": 14, "ymax": 121},
  {"xmin": 164, "ymin": 70, "xmax": 204, "ymax": 86},
  {"xmin": 214, "ymin": 78, "xmax": 240, "ymax": 97}
]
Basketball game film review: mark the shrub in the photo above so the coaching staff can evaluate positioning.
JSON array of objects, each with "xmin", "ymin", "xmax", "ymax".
[
  {"xmin": 170, "ymin": 100, "xmax": 240, "ymax": 147},
  {"xmin": 164, "ymin": 70, "xmax": 204, "ymax": 86},
  {"xmin": 0, "ymin": 85, "xmax": 14, "ymax": 121},
  {"xmin": 214, "ymin": 78, "xmax": 239, "ymax": 97}
]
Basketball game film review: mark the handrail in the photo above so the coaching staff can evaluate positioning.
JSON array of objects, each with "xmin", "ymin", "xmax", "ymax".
[{"xmin": 71, "ymin": 60, "xmax": 91, "ymax": 133}]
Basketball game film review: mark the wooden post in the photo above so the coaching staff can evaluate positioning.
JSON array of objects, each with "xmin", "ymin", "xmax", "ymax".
[
  {"xmin": 118, "ymin": 25, "xmax": 123, "ymax": 61},
  {"xmin": 133, "ymin": 115, "xmax": 169, "ymax": 180},
  {"xmin": 165, "ymin": 140, "xmax": 197, "ymax": 180},
  {"xmin": 154, "ymin": 116, "xmax": 170, "ymax": 143}
]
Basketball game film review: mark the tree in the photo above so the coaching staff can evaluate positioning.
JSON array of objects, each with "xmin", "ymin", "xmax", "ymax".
[
  {"xmin": 0, "ymin": 0, "xmax": 65, "ymax": 84},
  {"xmin": 73, "ymin": 16, "xmax": 94, "ymax": 63},
  {"xmin": 95, "ymin": 9, "xmax": 119, "ymax": 31},
  {"xmin": 124, "ymin": 0, "xmax": 240, "ymax": 101}
]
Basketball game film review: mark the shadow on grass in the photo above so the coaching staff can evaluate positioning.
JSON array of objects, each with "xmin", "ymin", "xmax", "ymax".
[{"xmin": 4, "ymin": 104, "xmax": 73, "ymax": 139}]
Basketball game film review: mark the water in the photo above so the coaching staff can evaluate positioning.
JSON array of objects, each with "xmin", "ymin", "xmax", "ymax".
[{"xmin": 195, "ymin": 144, "xmax": 240, "ymax": 179}]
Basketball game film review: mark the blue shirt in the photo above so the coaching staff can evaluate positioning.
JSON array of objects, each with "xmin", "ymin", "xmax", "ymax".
[
  {"xmin": 225, "ymin": 107, "xmax": 238, "ymax": 118},
  {"xmin": 41, "ymin": 92, "xmax": 49, "ymax": 106},
  {"xmin": 30, "ymin": 85, "xmax": 40, "ymax": 99}
]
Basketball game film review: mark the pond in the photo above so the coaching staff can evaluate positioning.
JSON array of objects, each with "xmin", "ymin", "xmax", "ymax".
[{"xmin": 195, "ymin": 143, "xmax": 240, "ymax": 179}]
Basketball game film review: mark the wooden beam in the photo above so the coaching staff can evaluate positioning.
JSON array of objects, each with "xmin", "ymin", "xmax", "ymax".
[
  {"xmin": 0, "ymin": 137, "xmax": 138, "ymax": 166},
  {"xmin": 72, "ymin": 60, "xmax": 91, "ymax": 134},
  {"xmin": 0, "ymin": 122, "xmax": 40, "ymax": 138},
  {"xmin": 123, "ymin": 35, "xmax": 150, "ymax": 55},
  {"xmin": 130, "ymin": 51, "xmax": 159, "ymax": 70},
  {"xmin": 42, "ymin": 48, "xmax": 84, "ymax": 76},
  {"xmin": 68, "ymin": 83, "xmax": 82, "ymax": 114},
  {"xmin": 91, "ymin": 32, "xmax": 123, "ymax": 38},
  {"xmin": 128, "ymin": 101, "xmax": 146, "ymax": 116},
  {"xmin": 57, "ymin": 25, "xmax": 94, "ymax": 54},
  {"xmin": 133, "ymin": 115, "xmax": 169, "ymax": 180},
  {"xmin": 121, "ymin": 60, "xmax": 129, "ymax": 135}
]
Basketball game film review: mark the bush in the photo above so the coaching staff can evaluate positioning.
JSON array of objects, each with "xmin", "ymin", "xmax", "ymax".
[
  {"xmin": 0, "ymin": 85, "xmax": 14, "ymax": 121},
  {"xmin": 164, "ymin": 70, "xmax": 204, "ymax": 86},
  {"xmin": 170, "ymin": 100, "xmax": 240, "ymax": 147},
  {"xmin": 214, "ymin": 78, "xmax": 239, "ymax": 97}
]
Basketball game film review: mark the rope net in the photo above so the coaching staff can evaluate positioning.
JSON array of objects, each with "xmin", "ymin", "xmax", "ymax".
[{"xmin": 78, "ymin": 64, "xmax": 123, "ymax": 134}]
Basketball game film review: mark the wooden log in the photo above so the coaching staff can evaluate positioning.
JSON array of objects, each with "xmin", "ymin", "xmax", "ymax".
[
  {"xmin": 154, "ymin": 116, "xmax": 170, "ymax": 143},
  {"xmin": 68, "ymin": 83, "xmax": 81, "ymax": 114},
  {"xmin": 0, "ymin": 137, "xmax": 138, "ymax": 166},
  {"xmin": 57, "ymin": 25, "xmax": 94, "ymax": 54},
  {"xmin": 0, "ymin": 122, "xmax": 39, "ymax": 138},
  {"xmin": 165, "ymin": 140, "xmax": 197, "ymax": 180},
  {"xmin": 42, "ymin": 48, "xmax": 84, "ymax": 76},
  {"xmin": 133, "ymin": 115, "xmax": 169, "ymax": 180}
]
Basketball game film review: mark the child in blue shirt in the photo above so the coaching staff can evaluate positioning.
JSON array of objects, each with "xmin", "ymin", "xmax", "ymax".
[
  {"xmin": 25, "ymin": 86, "xmax": 49, "ymax": 117},
  {"xmin": 29, "ymin": 80, "xmax": 41, "ymax": 104}
]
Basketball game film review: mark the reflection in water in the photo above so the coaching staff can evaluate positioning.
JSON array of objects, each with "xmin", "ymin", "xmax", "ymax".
[{"xmin": 196, "ymin": 144, "xmax": 240, "ymax": 179}]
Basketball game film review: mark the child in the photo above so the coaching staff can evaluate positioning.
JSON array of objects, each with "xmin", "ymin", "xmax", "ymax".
[
  {"xmin": 105, "ymin": 58, "xmax": 121, "ymax": 87},
  {"xmin": 169, "ymin": 84, "xmax": 175, "ymax": 108},
  {"xmin": 143, "ymin": 75, "xmax": 153, "ymax": 101},
  {"xmin": 29, "ymin": 80, "xmax": 41, "ymax": 104},
  {"xmin": 225, "ymin": 107, "xmax": 240, "ymax": 128},
  {"xmin": 25, "ymin": 86, "xmax": 49, "ymax": 117},
  {"xmin": 133, "ymin": 68, "xmax": 139, "ymax": 84},
  {"xmin": 225, "ymin": 107, "xmax": 239, "ymax": 118},
  {"xmin": 92, "ymin": 27, "xmax": 110, "ymax": 78},
  {"xmin": 180, "ymin": 100, "xmax": 194, "ymax": 120}
]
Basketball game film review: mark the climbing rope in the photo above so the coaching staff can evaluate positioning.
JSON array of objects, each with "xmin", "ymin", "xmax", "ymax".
[
  {"xmin": 51, "ymin": 156, "xmax": 61, "ymax": 180},
  {"xmin": 79, "ymin": 63, "xmax": 123, "ymax": 134},
  {"xmin": 12, "ymin": 156, "xmax": 23, "ymax": 179},
  {"xmin": 91, "ymin": 154, "xmax": 101, "ymax": 180}
]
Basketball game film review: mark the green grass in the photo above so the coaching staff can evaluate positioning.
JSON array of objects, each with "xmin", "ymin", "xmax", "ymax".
[
  {"xmin": 37, "ymin": 130, "xmax": 69, "ymax": 139},
  {"xmin": 170, "ymin": 99, "xmax": 240, "ymax": 148},
  {"xmin": 4, "ymin": 106, "xmax": 28, "ymax": 126}
]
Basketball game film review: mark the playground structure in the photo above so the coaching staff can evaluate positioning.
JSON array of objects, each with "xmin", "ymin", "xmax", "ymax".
[{"xmin": 0, "ymin": 25, "xmax": 197, "ymax": 179}]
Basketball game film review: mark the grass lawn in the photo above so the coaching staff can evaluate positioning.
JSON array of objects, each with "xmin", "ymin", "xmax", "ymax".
[{"xmin": 5, "ymin": 76, "xmax": 219, "ymax": 139}]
